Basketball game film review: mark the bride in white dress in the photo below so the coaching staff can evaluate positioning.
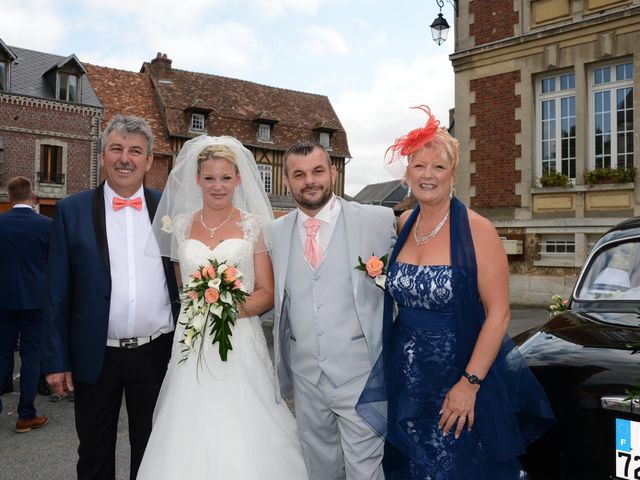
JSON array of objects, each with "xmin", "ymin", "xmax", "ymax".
[{"xmin": 138, "ymin": 136, "xmax": 308, "ymax": 479}]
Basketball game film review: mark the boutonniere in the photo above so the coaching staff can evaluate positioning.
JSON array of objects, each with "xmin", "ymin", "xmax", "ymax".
[{"xmin": 355, "ymin": 254, "xmax": 389, "ymax": 289}]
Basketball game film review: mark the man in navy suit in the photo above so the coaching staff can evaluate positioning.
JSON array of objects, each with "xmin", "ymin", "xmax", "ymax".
[
  {"xmin": 42, "ymin": 115, "xmax": 179, "ymax": 480},
  {"xmin": 0, "ymin": 176, "xmax": 52, "ymax": 432}
]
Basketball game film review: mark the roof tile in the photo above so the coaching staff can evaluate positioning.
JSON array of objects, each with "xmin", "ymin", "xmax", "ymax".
[{"xmin": 85, "ymin": 64, "xmax": 172, "ymax": 155}]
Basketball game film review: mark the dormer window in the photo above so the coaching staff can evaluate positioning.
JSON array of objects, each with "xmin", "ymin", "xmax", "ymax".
[
  {"xmin": 313, "ymin": 122, "xmax": 336, "ymax": 151},
  {"xmin": 58, "ymin": 72, "xmax": 79, "ymax": 102},
  {"xmin": 257, "ymin": 123, "xmax": 272, "ymax": 142},
  {"xmin": 318, "ymin": 131, "xmax": 331, "ymax": 149},
  {"xmin": 0, "ymin": 60, "xmax": 6, "ymax": 91},
  {"xmin": 0, "ymin": 40, "xmax": 16, "ymax": 92},
  {"xmin": 190, "ymin": 113, "xmax": 205, "ymax": 132}
]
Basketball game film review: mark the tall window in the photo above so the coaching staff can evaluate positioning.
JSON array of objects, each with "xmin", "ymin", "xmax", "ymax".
[
  {"xmin": 0, "ymin": 61, "xmax": 6, "ymax": 91},
  {"xmin": 190, "ymin": 113, "xmax": 205, "ymax": 132},
  {"xmin": 591, "ymin": 61, "xmax": 634, "ymax": 169},
  {"xmin": 257, "ymin": 123, "xmax": 272, "ymax": 142},
  {"xmin": 58, "ymin": 72, "xmax": 78, "ymax": 102},
  {"xmin": 538, "ymin": 73, "xmax": 576, "ymax": 179},
  {"xmin": 39, "ymin": 145, "xmax": 64, "ymax": 184},
  {"xmin": 257, "ymin": 164, "xmax": 272, "ymax": 194}
]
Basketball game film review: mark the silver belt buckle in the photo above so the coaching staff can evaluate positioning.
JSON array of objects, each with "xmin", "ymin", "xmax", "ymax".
[{"xmin": 119, "ymin": 338, "xmax": 139, "ymax": 348}]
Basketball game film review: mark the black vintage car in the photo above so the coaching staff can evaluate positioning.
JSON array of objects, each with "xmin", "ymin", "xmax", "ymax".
[{"xmin": 517, "ymin": 217, "xmax": 640, "ymax": 480}]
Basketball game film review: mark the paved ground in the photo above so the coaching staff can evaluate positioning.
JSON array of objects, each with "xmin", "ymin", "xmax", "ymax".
[{"xmin": 0, "ymin": 307, "xmax": 548, "ymax": 480}]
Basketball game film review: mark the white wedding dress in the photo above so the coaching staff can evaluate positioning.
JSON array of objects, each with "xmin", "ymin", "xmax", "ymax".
[{"xmin": 138, "ymin": 212, "xmax": 308, "ymax": 479}]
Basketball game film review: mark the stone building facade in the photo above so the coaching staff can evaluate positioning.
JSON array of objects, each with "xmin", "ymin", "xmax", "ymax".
[{"xmin": 451, "ymin": 0, "xmax": 640, "ymax": 304}]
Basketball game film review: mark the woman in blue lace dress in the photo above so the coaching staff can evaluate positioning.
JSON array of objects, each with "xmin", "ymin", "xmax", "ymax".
[{"xmin": 357, "ymin": 106, "xmax": 554, "ymax": 479}]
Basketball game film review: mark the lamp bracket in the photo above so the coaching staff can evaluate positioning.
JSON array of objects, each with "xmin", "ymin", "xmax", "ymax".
[{"xmin": 436, "ymin": 0, "xmax": 458, "ymax": 15}]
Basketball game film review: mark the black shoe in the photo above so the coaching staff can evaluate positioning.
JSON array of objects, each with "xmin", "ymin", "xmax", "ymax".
[
  {"xmin": 37, "ymin": 376, "xmax": 51, "ymax": 396},
  {"xmin": 1, "ymin": 377, "xmax": 13, "ymax": 395}
]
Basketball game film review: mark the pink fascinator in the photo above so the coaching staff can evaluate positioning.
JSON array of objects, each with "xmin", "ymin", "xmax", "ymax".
[{"xmin": 384, "ymin": 105, "xmax": 440, "ymax": 178}]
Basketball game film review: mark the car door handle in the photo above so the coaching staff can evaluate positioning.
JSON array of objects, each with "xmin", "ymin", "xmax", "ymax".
[{"xmin": 601, "ymin": 395, "xmax": 640, "ymax": 414}]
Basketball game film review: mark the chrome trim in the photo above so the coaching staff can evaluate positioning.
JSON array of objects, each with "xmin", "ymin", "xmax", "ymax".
[{"xmin": 601, "ymin": 395, "xmax": 640, "ymax": 414}]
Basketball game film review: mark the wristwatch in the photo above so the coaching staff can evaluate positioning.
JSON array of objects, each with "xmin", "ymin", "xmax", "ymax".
[{"xmin": 462, "ymin": 371, "xmax": 483, "ymax": 385}]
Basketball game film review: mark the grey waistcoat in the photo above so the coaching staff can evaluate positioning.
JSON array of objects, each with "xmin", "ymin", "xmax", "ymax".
[{"xmin": 284, "ymin": 214, "xmax": 371, "ymax": 387}]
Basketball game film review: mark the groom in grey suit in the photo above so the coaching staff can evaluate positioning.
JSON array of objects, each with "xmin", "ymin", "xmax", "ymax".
[{"xmin": 266, "ymin": 140, "xmax": 396, "ymax": 480}]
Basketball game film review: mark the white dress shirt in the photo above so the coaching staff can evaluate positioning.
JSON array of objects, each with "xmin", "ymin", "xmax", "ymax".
[
  {"xmin": 295, "ymin": 194, "xmax": 341, "ymax": 266},
  {"xmin": 103, "ymin": 182, "xmax": 173, "ymax": 341}
]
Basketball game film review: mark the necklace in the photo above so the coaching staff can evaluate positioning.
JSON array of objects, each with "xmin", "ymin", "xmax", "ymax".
[
  {"xmin": 200, "ymin": 208, "xmax": 234, "ymax": 239},
  {"xmin": 414, "ymin": 209, "xmax": 450, "ymax": 246}
]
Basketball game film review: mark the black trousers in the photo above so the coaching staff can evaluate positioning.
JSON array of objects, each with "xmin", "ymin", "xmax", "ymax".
[{"xmin": 74, "ymin": 333, "xmax": 172, "ymax": 480}]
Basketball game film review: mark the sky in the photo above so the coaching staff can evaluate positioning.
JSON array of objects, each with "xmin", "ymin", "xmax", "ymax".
[{"xmin": 2, "ymin": 0, "xmax": 455, "ymax": 196}]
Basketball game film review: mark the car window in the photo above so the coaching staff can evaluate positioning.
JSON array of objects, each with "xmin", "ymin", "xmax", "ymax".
[{"xmin": 576, "ymin": 239, "xmax": 640, "ymax": 300}]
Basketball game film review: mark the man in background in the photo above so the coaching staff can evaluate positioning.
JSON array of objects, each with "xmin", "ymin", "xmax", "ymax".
[{"xmin": 0, "ymin": 176, "xmax": 52, "ymax": 432}]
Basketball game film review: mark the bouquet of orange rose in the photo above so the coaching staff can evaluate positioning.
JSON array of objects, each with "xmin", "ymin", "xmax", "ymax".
[
  {"xmin": 179, "ymin": 259, "xmax": 248, "ymax": 363},
  {"xmin": 355, "ymin": 254, "xmax": 389, "ymax": 289}
]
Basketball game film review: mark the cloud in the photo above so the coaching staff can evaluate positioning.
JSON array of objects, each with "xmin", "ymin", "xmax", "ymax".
[
  {"xmin": 79, "ymin": 0, "xmax": 222, "ymax": 28},
  {"xmin": 71, "ymin": 2, "xmax": 268, "ymax": 76},
  {"xmin": 0, "ymin": 0, "xmax": 66, "ymax": 51},
  {"xmin": 141, "ymin": 21, "xmax": 267, "ymax": 75},
  {"xmin": 335, "ymin": 54, "xmax": 454, "ymax": 196},
  {"xmin": 247, "ymin": 0, "xmax": 328, "ymax": 18},
  {"xmin": 302, "ymin": 26, "xmax": 349, "ymax": 57}
]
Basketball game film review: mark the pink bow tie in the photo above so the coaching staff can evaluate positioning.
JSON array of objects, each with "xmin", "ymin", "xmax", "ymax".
[
  {"xmin": 112, "ymin": 197, "xmax": 142, "ymax": 211},
  {"xmin": 304, "ymin": 217, "xmax": 323, "ymax": 269}
]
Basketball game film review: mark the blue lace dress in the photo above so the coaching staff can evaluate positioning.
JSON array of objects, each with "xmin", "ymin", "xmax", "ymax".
[{"xmin": 382, "ymin": 262, "xmax": 520, "ymax": 479}]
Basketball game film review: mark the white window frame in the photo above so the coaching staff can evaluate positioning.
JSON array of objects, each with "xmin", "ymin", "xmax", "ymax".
[
  {"xmin": 0, "ymin": 60, "xmax": 7, "ymax": 91},
  {"xmin": 257, "ymin": 164, "xmax": 272, "ymax": 194},
  {"xmin": 257, "ymin": 123, "xmax": 272, "ymax": 142},
  {"xmin": 536, "ymin": 72, "xmax": 576, "ymax": 180},
  {"xmin": 34, "ymin": 138, "xmax": 68, "ymax": 198},
  {"xmin": 319, "ymin": 131, "xmax": 331, "ymax": 149},
  {"xmin": 190, "ymin": 113, "xmax": 205, "ymax": 132},
  {"xmin": 588, "ymin": 60, "xmax": 634, "ymax": 170},
  {"xmin": 57, "ymin": 72, "xmax": 79, "ymax": 102},
  {"xmin": 535, "ymin": 235, "xmax": 576, "ymax": 267}
]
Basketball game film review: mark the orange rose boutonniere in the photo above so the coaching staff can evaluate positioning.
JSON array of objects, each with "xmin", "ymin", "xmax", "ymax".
[{"xmin": 355, "ymin": 254, "xmax": 389, "ymax": 289}]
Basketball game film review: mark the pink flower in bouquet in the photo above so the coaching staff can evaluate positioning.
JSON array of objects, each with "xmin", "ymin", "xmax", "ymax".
[
  {"xmin": 202, "ymin": 265, "xmax": 216, "ymax": 279},
  {"xmin": 365, "ymin": 256, "xmax": 384, "ymax": 278},
  {"xmin": 188, "ymin": 291, "xmax": 198, "ymax": 301},
  {"xmin": 225, "ymin": 266, "xmax": 240, "ymax": 282},
  {"xmin": 204, "ymin": 288, "xmax": 220, "ymax": 304},
  {"xmin": 192, "ymin": 271, "xmax": 202, "ymax": 280},
  {"xmin": 234, "ymin": 279, "xmax": 242, "ymax": 290}
]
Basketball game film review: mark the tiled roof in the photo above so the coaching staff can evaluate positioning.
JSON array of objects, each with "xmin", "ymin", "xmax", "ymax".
[
  {"xmin": 85, "ymin": 64, "xmax": 172, "ymax": 156},
  {"xmin": 6, "ymin": 45, "xmax": 101, "ymax": 107},
  {"xmin": 143, "ymin": 60, "xmax": 350, "ymax": 158},
  {"xmin": 354, "ymin": 180, "xmax": 407, "ymax": 204}
]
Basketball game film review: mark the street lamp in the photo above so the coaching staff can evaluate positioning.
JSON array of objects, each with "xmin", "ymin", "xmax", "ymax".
[{"xmin": 430, "ymin": 0, "xmax": 457, "ymax": 45}]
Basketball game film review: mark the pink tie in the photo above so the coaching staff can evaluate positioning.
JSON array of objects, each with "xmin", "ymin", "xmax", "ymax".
[{"xmin": 304, "ymin": 218, "xmax": 323, "ymax": 269}]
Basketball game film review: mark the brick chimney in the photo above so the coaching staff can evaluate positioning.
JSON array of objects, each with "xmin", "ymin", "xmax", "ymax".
[{"xmin": 150, "ymin": 52, "xmax": 172, "ymax": 72}]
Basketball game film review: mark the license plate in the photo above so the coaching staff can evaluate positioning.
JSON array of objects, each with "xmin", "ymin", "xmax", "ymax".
[{"xmin": 616, "ymin": 418, "xmax": 640, "ymax": 479}]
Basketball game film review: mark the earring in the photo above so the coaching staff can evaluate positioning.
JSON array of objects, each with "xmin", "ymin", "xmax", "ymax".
[{"xmin": 450, "ymin": 184, "xmax": 455, "ymax": 199}]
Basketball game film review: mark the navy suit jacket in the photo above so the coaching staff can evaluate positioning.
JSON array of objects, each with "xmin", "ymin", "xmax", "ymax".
[
  {"xmin": 0, "ymin": 206, "xmax": 53, "ymax": 310},
  {"xmin": 42, "ymin": 183, "xmax": 180, "ymax": 384}
]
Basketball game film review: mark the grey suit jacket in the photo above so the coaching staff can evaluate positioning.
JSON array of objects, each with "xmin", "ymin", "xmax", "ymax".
[{"xmin": 266, "ymin": 198, "xmax": 396, "ymax": 401}]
